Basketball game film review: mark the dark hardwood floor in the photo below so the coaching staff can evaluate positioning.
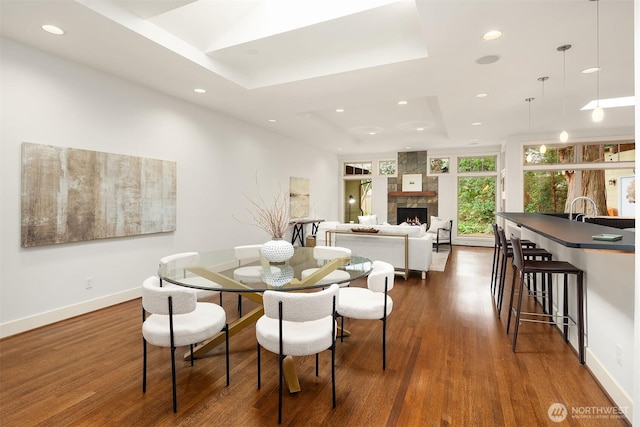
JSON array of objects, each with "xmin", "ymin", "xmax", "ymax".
[{"xmin": 0, "ymin": 246, "xmax": 629, "ymax": 426}]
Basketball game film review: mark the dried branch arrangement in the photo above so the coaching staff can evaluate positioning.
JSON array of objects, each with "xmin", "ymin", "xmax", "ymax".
[{"xmin": 243, "ymin": 191, "xmax": 291, "ymax": 239}]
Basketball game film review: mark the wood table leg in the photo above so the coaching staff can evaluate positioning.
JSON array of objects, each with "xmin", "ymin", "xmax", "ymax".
[
  {"xmin": 186, "ymin": 305, "xmax": 264, "ymax": 359},
  {"xmin": 183, "ymin": 291, "xmax": 305, "ymax": 393},
  {"xmin": 282, "ymin": 355, "xmax": 301, "ymax": 393},
  {"xmin": 337, "ymin": 326, "xmax": 351, "ymax": 338}
]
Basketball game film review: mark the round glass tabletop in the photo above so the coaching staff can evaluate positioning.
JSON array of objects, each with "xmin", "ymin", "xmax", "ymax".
[{"xmin": 159, "ymin": 246, "xmax": 372, "ymax": 292}]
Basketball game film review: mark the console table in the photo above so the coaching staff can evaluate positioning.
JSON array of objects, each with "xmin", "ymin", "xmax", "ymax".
[
  {"xmin": 290, "ymin": 218, "xmax": 324, "ymax": 246},
  {"xmin": 325, "ymin": 230, "xmax": 409, "ymax": 279}
]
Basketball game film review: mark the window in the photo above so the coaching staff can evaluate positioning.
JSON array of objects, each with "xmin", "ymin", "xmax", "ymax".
[
  {"xmin": 456, "ymin": 154, "xmax": 498, "ymax": 237},
  {"xmin": 524, "ymin": 167, "xmax": 635, "ymax": 216},
  {"xmin": 523, "ymin": 141, "xmax": 635, "ymax": 165},
  {"xmin": 524, "ymin": 171, "xmax": 568, "ymax": 213},
  {"xmin": 458, "ymin": 156, "xmax": 496, "ymax": 173},
  {"xmin": 344, "ymin": 162, "xmax": 372, "ymax": 176},
  {"xmin": 428, "ymin": 157, "xmax": 450, "ymax": 175},
  {"xmin": 378, "ymin": 160, "xmax": 397, "ymax": 176},
  {"xmin": 523, "ymin": 142, "xmax": 634, "ymax": 216},
  {"xmin": 457, "ymin": 176, "xmax": 496, "ymax": 236}
]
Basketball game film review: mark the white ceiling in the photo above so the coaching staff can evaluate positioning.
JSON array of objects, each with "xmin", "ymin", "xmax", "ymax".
[{"xmin": 0, "ymin": 0, "xmax": 634, "ymax": 155}]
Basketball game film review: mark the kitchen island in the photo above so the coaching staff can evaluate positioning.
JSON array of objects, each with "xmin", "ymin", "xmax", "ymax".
[{"xmin": 497, "ymin": 212, "xmax": 635, "ymax": 419}]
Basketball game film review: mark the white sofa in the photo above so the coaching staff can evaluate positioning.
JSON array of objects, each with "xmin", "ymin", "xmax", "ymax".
[{"xmin": 316, "ymin": 221, "xmax": 432, "ymax": 279}]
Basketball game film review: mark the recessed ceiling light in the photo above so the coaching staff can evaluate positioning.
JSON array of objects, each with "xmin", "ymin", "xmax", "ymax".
[
  {"xmin": 580, "ymin": 96, "xmax": 635, "ymax": 110},
  {"xmin": 416, "ymin": 127, "xmax": 424, "ymax": 131},
  {"xmin": 471, "ymin": 122, "xmax": 483, "ymax": 126},
  {"xmin": 398, "ymin": 101, "xmax": 408, "ymax": 105},
  {"xmin": 581, "ymin": 67, "xmax": 600, "ymax": 74},
  {"xmin": 336, "ymin": 108, "xmax": 345, "ymax": 113},
  {"xmin": 368, "ymin": 132, "xmax": 377, "ymax": 135},
  {"xmin": 405, "ymin": 146, "xmax": 411, "ymax": 150},
  {"xmin": 42, "ymin": 24, "xmax": 64, "ymax": 35},
  {"xmin": 483, "ymin": 30, "xmax": 502, "ymax": 40},
  {"xmin": 475, "ymin": 93, "xmax": 488, "ymax": 98},
  {"xmin": 194, "ymin": 88, "xmax": 206, "ymax": 94},
  {"xmin": 268, "ymin": 119, "xmax": 277, "ymax": 123},
  {"xmin": 476, "ymin": 55, "xmax": 500, "ymax": 65}
]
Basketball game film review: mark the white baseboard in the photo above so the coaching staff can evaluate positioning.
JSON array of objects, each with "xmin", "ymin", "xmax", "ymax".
[
  {"xmin": 0, "ymin": 288, "xmax": 141, "ymax": 339},
  {"xmin": 586, "ymin": 348, "xmax": 634, "ymax": 422}
]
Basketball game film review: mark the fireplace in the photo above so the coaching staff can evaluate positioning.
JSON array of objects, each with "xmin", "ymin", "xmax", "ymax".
[{"xmin": 397, "ymin": 207, "xmax": 428, "ymax": 226}]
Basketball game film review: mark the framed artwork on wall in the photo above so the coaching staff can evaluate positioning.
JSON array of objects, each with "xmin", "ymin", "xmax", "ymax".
[
  {"xmin": 21, "ymin": 142, "xmax": 176, "ymax": 247},
  {"xmin": 402, "ymin": 173, "xmax": 422, "ymax": 191},
  {"xmin": 289, "ymin": 176, "xmax": 310, "ymax": 218}
]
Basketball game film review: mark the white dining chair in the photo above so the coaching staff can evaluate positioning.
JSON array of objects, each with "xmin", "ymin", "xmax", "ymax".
[
  {"xmin": 337, "ymin": 260, "xmax": 395, "ymax": 370},
  {"xmin": 256, "ymin": 284, "xmax": 339, "ymax": 424},
  {"xmin": 141, "ymin": 276, "xmax": 229, "ymax": 413}
]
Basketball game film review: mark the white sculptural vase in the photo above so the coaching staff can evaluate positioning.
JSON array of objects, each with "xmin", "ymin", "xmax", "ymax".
[{"xmin": 261, "ymin": 239, "xmax": 294, "ymax": 263}]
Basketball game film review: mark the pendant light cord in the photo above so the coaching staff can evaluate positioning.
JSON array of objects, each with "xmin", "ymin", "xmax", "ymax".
[
  {"xmin": 525, "ymin": 98, "xmax": 534, "ymax": 134},
  {"xmin": 596, "ymin": 0, "xmax": 600, "ymax": 106},
  {"xmin": 562, "ymin": 50, "xmax": 567, "ymax": 117}
]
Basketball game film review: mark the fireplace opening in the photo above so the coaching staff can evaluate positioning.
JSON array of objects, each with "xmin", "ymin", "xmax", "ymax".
[{"xmin": 397, "ymin": 207, "xmax": 428, "ymax": 226}]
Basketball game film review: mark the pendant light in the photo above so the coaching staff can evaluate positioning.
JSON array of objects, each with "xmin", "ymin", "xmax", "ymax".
[
  {"xmin": 591, "ymin": 0, "xmax": 604, "ymax": 122},
  {"xmin": 557, "ymin": 44, "xmax": 571, "ymax": 142},
  {"xmin": 537, "ymin": 77, "xmax": 548, "ymax": 154}
]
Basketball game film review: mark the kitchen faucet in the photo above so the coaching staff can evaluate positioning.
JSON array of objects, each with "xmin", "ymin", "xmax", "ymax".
[{"xmin": 568, "ymin": 196, "xmax": 598, "ymax": 221}]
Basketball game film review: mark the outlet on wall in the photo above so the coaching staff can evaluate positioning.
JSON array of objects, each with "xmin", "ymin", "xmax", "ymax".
[
  {"xmin": 85, "ymin": 277, "xmax": 93, "ymax": 290},
  {"xmin": 616, "ymin": 344, "xmax": 623, "ymax": 366}
]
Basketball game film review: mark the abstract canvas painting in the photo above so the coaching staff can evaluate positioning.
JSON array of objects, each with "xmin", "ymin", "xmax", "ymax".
[
  {"xmin": 21, "ymin": 142, "xmax": 176, "ymax": 247},
  {"xmin": 289, "ymin": 177, "xmax": 310, "ymax": 219}
]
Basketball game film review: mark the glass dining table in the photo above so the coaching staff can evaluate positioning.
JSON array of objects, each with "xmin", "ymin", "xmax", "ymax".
[{"xmin": 158, "ymin": 246, "xmax": 372, "ymax": 392}]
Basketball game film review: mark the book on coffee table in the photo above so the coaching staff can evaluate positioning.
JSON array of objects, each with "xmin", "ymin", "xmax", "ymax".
[{"xmin": 592, "ymin": 234, "xmax": 623, "ymax": 241}]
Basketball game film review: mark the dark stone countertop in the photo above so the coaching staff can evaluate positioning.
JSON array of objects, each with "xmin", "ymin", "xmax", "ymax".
[{"xmin": 497, "ymin": 212, "xmax": 635, "ymax": 252}]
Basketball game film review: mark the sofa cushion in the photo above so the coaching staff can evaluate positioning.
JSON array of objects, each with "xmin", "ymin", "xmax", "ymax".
[
  {"xmin": 358, "ymin": 215, "xmax": 377, "ymax": 225},
  {"xmin": 428, "ymin": 216, "xmax": 450, "ymax": 233}
]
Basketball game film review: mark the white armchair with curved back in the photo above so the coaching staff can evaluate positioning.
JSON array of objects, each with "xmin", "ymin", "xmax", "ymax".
[
  {"xmin": 255, "ymin": 284, "xmax": 339, "ymax": 424},
  {"xmin": 427, "ymin": 216, "xmax": 452, "ymax": 252},
  {"xmin": 141, "ymin": 276, "xmax": 229, "ymax": 413},
  {"xmin": 337, "ymin": 260, "xmax": 395, "ymax": 370}
]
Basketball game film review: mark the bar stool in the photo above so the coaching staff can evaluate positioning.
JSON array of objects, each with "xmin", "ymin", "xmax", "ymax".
[
  {"xmin": 490, "ymin": 223, "xmax": 536, "ymax": 298},
  {"xmin": 495, "ymin": 226, "xmax": 552, "ymax": 317},
  {"xmin": 507, "ymin": 237, "xmax": 585, "ymax": 364}
]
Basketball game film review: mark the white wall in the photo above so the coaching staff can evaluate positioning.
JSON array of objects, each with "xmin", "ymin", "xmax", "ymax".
[{"xmin": 0, "ymin": 38, "xmax": 340, "ymax": 336}]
